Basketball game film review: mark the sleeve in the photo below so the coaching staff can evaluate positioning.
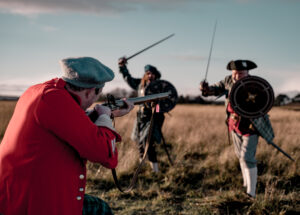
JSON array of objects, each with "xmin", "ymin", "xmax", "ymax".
[
  {"xmin": 34, "ymin": 89, "xmax": 121, "ymax": 169},
  {"xmin": 119, "ymin": 65, "xmax": 141, "ymax": 90},
  {"xmin": 209, "ymin": 78, "xmax": 227, "ymax": 96}
]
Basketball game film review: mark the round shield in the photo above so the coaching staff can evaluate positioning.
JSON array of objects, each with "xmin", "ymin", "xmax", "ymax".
[
  {"xmin": 229, "ymin": 76, "xmax": 274, "ymax": 118},
  {"xmin": 145, "ymin": 80, "xmax": 178, "ymax": 112}
]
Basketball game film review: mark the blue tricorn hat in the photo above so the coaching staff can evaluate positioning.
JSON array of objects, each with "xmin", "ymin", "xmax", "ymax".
[
  {"xmin": 61, "ymin": 57, "xmax": 114, "ymax": 88},
  {"xmin": 227, "ymin": 60, "xmax": 257, "ymax": 71},
  {"xmin": 144, "ymin": 64, "xmax": 161, "ymax": 79}
]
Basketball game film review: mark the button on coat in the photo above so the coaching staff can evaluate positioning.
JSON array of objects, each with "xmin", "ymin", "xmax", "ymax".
[{"xmin": 0, "ymin": 78, "xmax": 121, "ymax": 215}]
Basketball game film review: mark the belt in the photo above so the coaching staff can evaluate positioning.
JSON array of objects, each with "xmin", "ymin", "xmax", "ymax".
[
  {"xmin": 230, "ymin": 113, "xmax": 256, "ymax": 132},
  {"xmin": 230, "ymin": 113, "xmax": 240, "ymax": 121}
]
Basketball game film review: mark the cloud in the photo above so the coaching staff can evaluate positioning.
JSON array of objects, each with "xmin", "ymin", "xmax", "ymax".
[
  {"xmin": 0, "ymin": 0, "xmax": 196, "ymax": 16},
  {"xmin": 0, "ymin": 0, "xmax": 124, "ymax": 15}
]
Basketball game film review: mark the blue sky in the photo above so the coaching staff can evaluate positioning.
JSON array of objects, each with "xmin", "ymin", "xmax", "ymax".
[{"xmin": 0, "ymin": 0, "xmax": 299, "ymax": 97}]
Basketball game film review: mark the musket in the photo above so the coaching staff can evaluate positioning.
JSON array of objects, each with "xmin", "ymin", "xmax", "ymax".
[
  {"xmin": 92, "ymin": 92, "xmax": 170, "ymax": 192},
  {"xmin": 103, "ymin": 92, "xmax": 170, "ymax": 110},
  {"xmin": 87, "ymin": 92, "xmax": 169, "ymax": 123},
  {"xmin": 123, "ymin": 34, "xmax": 175, "ymax": 61}
]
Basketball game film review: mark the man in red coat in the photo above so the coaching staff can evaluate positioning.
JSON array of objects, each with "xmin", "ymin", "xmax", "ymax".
[{"xmin": 0, "ymin": 57, "xmax": 134, "ymax": 215}]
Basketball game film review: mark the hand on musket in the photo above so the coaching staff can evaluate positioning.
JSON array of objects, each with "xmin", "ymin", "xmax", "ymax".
[
  {"xmin": 93, "ymin": 99, "xmax": 134, "ymax": 118},
  {"xmin": 112, "ymin": 99, "xmax": 134, "ymax": 117}
]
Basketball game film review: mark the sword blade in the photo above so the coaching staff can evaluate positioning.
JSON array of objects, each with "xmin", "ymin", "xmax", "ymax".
[
  {"xmin": 269, "ymin": 141, "xmax": 295, "ymax": 162},
  {"xmin": 204, "ymin": 20, "xmax": 217, "ymax": 81},
  {"xmin": 126, "ymin": 33, "xmax": 175, "ymax": 60}
]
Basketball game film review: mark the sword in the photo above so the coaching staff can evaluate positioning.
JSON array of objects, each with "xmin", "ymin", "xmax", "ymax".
[
  {"xmin": 268, "ymin": 141, "xmax": 295, "ymax": 162},
  {"xmin": 201, "ymin": 20, "xmax": 217, "ymax": 96},
  {"xmin": 124, "ymin": 33, "xmax": 175, "ymax": 61},
  {"xmin": 203, "ymin": 20, "xmax": 217, "ymax": 82}
]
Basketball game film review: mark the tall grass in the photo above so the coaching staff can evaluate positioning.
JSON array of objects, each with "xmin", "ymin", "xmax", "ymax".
[
  {"xmin": 1, "ymin": 102, "xmax": 299, "ymax": 214},
  {"xmin": 87, "ymin": 104, "xmax": 299, "ymax": 214}
]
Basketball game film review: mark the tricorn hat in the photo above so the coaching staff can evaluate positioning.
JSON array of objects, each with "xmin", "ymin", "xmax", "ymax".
[
  {"xmin": 61, "ymin": 57, "xmax": 114, "ymax": 88},
  {"xmin": 227, "ymin": 60, "xmax": 257, "ymax": 71},
  {"xmin": 144, "ymin": 64, "xmax": 161, "ymax": 79}
]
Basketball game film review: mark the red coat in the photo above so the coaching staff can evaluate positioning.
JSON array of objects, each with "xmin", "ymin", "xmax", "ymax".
[
  {"xmin": 0, "ymin": 78, "xmax": 121, "ymax": 215},
  {"xmin": 227, "ymin": 102, "xmax": 256, "ymax": 136}
]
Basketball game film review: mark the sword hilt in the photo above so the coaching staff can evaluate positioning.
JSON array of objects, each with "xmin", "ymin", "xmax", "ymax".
[
  {"xmin": 200, "ymin": 80, "xmax": 209, "ymax": 97},
  {"xmin": 118, "ymin": 57, "xmax": 128, "ymax": 66}
]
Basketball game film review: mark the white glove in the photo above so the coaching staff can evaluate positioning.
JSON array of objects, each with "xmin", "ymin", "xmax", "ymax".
[
  {"xmin": 94, "ymin": 104, "xmax": 111, "ymax": 117},
  {"xmin": 112, "ymin": 99, "xmax": 134, "ymax": 118}
]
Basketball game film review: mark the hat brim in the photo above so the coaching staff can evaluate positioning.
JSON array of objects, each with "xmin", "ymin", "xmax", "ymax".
[
  {"xmin": 62, "ymin": 77, "xmax": 105, "ymax": 89},
  {"xmin": 227, "ymin": 60, "xmax": 257, "ymax": 71}
]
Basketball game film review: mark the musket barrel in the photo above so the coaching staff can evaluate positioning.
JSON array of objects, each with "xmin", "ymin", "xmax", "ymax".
[
  {"xmin": 128, "ymin": 92, "xmax": 170, "ymax": 104},
  {"xmin": 114, "ymin": 92, "xmax": 170, "ymax": 107},
  {"xmin": 89, "ymin": 92, "xmax": 170, "ymax": 122},
  {"xmin": 102, "ymin": 92, "xmax": 171, "ymax": 110}
]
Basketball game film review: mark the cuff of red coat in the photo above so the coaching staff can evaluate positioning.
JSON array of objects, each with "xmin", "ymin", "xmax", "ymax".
[{"xmin": 94, "ymin": 114, "xmax": 115, "ymax": 131}]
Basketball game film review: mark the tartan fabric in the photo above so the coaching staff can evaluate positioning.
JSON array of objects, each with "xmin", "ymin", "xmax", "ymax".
[
  {"xmin": 83, "ymin": 194, "xmax": 114, "ymax": 215},
  {"xmin": 208, "ymin": 75, "xmax": 275, "ymax": 143},
  {"xmin": 251, "ymin": 115, "xmax": 274, "ymax": 143}
]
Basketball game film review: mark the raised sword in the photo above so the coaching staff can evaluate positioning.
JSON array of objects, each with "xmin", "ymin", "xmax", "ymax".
[{"xmin": 122, "ymin": 34, "xmax": 175, "ymax": 61}]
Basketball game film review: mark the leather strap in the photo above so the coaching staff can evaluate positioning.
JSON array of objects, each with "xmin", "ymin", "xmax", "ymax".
[
  {"xmin": 111, "ymin": 105, "xmax": 156, "ymax": 192},
  {"xmin": 161, "ymin": 133, "xmax": 173, "ymax": 166}
]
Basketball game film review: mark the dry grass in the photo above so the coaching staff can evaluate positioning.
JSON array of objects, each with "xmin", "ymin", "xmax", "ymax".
[
  {"xmin": 86, "ymin": 104, "xmax": 299, "ymax": 214},
  {"xmin": 1, "ymin": 102, "xmax": 299, "ymax": 214},
  {"xmin": 0, "ymin": 101, "xmax": 17, "ymax": 139}
]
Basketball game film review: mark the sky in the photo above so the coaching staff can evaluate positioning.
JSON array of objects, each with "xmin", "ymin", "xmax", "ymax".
[{"xmin": 0, "ymin": 0, "xmax": 299, "ymax": 97}]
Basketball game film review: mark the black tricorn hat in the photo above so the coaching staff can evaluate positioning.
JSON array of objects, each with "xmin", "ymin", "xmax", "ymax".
[{"xmin": 227, "ymin": 60, "xmax": 257, "ymax": 71}]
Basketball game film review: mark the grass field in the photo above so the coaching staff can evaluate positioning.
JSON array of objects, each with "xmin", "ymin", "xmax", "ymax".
[{"xmin": 1, "ymin": 101, "xmax": 299, "ymax": 214}]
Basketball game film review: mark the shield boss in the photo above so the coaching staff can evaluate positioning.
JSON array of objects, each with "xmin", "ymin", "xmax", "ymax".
[
  {"xmin": 230, "ymin": 76, "xmax": 274, "ymax": 118},
  {"xmin": 145, "ymin": 80, "xmax": 178, "ymax": 112}
]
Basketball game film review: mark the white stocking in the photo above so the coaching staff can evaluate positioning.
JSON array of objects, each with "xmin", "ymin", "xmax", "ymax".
[{"xmin": 245, "ymin": 166, "xmax": 257, "ymax": 197}]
